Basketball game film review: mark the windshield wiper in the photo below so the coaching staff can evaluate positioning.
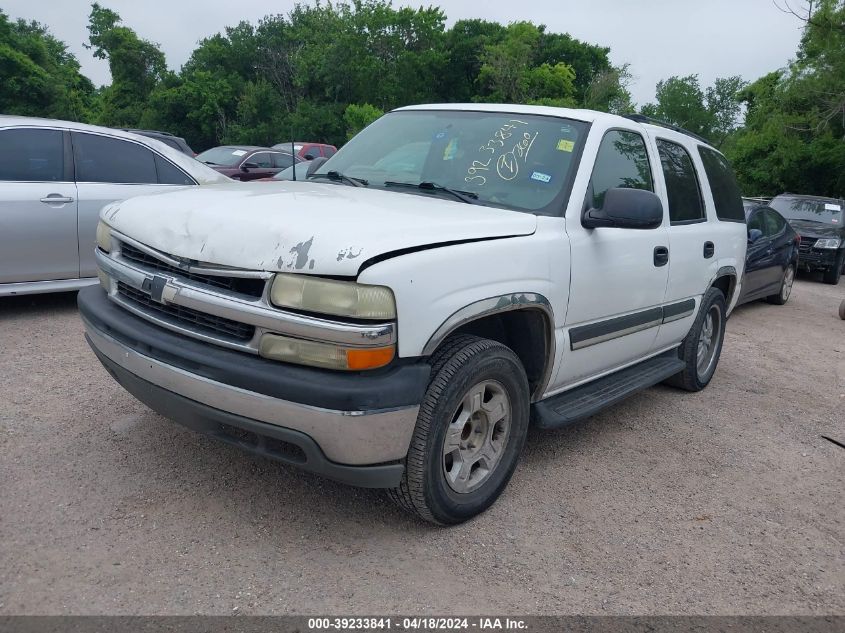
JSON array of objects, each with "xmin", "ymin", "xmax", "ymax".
[
  {"xmin": 202, "ymin": 160, "xmax": 218, "ymax": 165},
  {"xmin": 383, "ymin": 181, "xmax": 479, "ymax": 204},
  {"xmin": 310, "ymin": 171, "xmax": 368, "ymax": 187}
]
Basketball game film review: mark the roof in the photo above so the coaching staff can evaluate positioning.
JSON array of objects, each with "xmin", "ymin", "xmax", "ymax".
[{"xmin": 773, "ymin": 193, "xmax": 843, "ymax": 203}]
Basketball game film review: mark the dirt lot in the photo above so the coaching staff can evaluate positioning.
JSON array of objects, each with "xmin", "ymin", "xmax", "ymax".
[{"xmin": 1, "ymin": 276, "xmax": 843, "ymax": 615}]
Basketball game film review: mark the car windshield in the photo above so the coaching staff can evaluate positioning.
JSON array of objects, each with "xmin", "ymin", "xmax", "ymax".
[
  {"xmin": 770, "ymin": 197, "xmax": 843, "ymax": 225},
  {"xmin": 313, "ymin": 110, "xmax": 588, "ymax": 214},
  {"xmin": 195, "ymin": 147, "xmax": 249, "ymax": 167}
]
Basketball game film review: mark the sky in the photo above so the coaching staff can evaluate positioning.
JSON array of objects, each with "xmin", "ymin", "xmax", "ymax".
[{"xmin": 3, "ymin": 0, "xmax": 806, "ymax": 106}]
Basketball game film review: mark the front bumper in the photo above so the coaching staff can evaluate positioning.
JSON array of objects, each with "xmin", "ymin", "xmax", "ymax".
[
  {"xmin": 78, "ymin": 286, "xmax": 429, "ymax": 488},
  {"xmin": 799, "ymin": 246, "xmax": 841, "ymax": 270}
]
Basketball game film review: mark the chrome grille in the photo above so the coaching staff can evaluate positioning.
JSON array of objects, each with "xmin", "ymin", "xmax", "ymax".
[
  {"xmin": 120, "ymin": 243, "xmax": 266, "ymax": 298},
  {"xmin": 117, "ymin": 282, "xmax": 255, "ymax": 342}
]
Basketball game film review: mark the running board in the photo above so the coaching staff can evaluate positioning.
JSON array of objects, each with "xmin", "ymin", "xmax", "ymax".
[{"xmin": 532, "ymin": 351, "xmax": 685, "ymax": 430}]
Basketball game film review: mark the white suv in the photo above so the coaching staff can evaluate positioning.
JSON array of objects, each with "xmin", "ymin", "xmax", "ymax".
[
  {"xmin": 79, "ymin": 104, "xmax": 747, "ymax": 524},
  {"xmin": 0, "ymin": 116, "xmax": 228, "ymax": 296}
]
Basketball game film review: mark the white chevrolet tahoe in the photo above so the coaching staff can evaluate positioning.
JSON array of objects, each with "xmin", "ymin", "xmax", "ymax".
[{"xmin": 79, "ymin": 104, "xmax": 747, "ymax": 524}]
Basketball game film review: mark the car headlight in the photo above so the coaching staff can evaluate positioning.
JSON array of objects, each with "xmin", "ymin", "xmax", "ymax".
[
  {"xmin": 96, "ymin": 221, "xmax": 113, "ymax": 252},
  {"xmin": 813, "ymin": 238, "xmax": 841, "ymax": 249},
  {"xmin": 269, "ymin": 273, "xmax": 396, "ymax": 320},
  {"xmin": 259, "ymin": 333, "xmax": 394, "ymax": 370}
]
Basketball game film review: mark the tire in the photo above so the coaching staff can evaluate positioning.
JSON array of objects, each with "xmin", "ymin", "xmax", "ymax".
[
  {"xmin": 767, "ymin": 264, "xmax": 795, "ymax": 305},
  {"xmin": 822, "ymin": 252, "xmax": 844, "ymax": 285},
  {"xmin": 388, "ymin": 335, "xmax": 530, "ymax": 525},
  {"xmin": 839, "ymin": 299, "xmax": 845, "ymax": 320},
  {"xmin": 664, "ymin": 287, "xmax": 727, "ymax": 392}
]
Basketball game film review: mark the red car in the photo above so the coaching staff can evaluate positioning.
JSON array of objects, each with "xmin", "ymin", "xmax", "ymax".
[
  {"xmin": 195, "ymin": 146, "xmax": 301, "ymax": 181},
  {"xmin": 272, "ymin": 141, "xmax": 337, "ymax": 160}
]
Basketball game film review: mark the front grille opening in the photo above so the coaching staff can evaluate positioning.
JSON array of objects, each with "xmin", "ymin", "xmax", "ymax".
[
  {"xmin": 218, "ymin": 424, "xmax": 307, "ymax": 464},
  {"xmin": 120, "ymin": 243, "xmax": 266, "ymax": 298},
  {"xmin": 117, "ymin": 282, "xmax": 255, "ymax": 342}
]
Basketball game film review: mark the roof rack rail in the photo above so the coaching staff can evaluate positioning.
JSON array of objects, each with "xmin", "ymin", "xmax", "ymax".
[{"xmin": 622, "ymin": 114, "xmax": 710, "ymax": 145}]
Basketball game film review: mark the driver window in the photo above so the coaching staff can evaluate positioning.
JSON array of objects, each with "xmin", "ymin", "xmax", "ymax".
[
  {"xmin": 250, "ymin": 153, "xmax": 273, "ymax": 168},
  {"xmin": 589, "ymin": 130, "xmax": 653, "ymax": 209},
  {"xmin": 747, "ymin": 211, "xmax": 764, "ymax": 235}
]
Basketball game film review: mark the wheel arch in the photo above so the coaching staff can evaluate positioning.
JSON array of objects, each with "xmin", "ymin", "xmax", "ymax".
[
  {"xmin": 710, "ymin": 266, "xmax": 738, "ymax": 309},
  {"xmin": 421, "ymin": 293, "xmax": 555, "ymax": 402}
]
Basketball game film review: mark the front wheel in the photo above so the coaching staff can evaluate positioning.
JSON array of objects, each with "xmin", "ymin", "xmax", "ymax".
[
  {"xmin": 822, "ymin": 253, "xmax": 843, "ymax": 285},
  {"xmin": 767, "ymin": 264, "xmax": 795, "ymax": 305},
  {"xmin": 388, "ymin": 335, "xmax": 530, "ymax": 525},
  {"xmin": 665, "ymin": 287, "xmax": 727, "ymax": 392}
]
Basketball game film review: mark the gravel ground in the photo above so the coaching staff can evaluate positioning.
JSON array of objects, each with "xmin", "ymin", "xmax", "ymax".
[{"xmin": 1, "ymin": 276, "xmax": 843, "ymax": 615}]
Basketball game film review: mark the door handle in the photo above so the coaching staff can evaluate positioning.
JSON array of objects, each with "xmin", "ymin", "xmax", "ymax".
[
  {"xmin": 40, "ymin": 195, "xmax": 75, "ymax": 204},
  {"xmin": 703, "ymin": 241, "xmax": 715, "ymax": 258},
  {"xmin": 654, "ymin": 246, "xmax": 669, "ymax": 267}
]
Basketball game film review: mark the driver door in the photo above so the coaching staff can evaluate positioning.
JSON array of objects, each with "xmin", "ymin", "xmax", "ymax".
[{"xmin": 554, "ymin": 128, "xmax": 669, "ymax": 388}]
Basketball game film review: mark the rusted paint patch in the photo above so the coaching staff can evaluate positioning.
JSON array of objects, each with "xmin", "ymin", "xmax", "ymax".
[{"xmin": 289, "ymin": 236, "xmax": 315, "ymax": 269}]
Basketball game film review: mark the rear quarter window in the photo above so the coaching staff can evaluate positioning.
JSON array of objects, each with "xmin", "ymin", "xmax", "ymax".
[{"xmin": 698, "ymin": 146, "xmax": 744, "ymax": 223}]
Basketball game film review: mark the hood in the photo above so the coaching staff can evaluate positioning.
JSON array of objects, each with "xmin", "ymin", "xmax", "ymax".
[
  {"xmin": 787, "ymin": 219, "xmax": 844, "ymax": 239},
  {"xmin": 101, "ymin": 181, "xmax": 537, "ymax": 276}
]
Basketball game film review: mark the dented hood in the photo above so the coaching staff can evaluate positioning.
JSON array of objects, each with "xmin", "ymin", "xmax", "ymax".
[{"xmin": 101, "ymin": 181, "xmax": 537, "ymax": 276}]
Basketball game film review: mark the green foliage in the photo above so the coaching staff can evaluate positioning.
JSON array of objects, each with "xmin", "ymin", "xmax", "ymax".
[
  {"xmin": 86, "ymin": 2, "xmax": 166, "ymax": 126},
  {"xmin": 725, "ymin": 0, "xmax": 845, "ymax": 197},
  {"xmin": 344, "ymin": 103, "xmax": 384, "ymax": 140},
  {"xmin": 0, "ymin": 10, "xmax": 94, "ymax": 120}
]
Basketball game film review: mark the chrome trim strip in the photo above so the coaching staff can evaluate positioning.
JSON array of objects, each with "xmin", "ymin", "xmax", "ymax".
[
  {"xmin": 83, "ymin": 317, "xmax": 419, "ymax": 465},
  {"xmin": 96, "ymin": 249, "xmax": 395, "ymax": 348},
  {"xmin": 421, "ymin": 293, "xmax": 556, "ymax": 401},
  {"xmin": 570, "ymin": 318, "xmax": 662, "ymax": 350},
  {"xmin": 662, "ymin": 309, "xmax": 694, "ymax": 324}
]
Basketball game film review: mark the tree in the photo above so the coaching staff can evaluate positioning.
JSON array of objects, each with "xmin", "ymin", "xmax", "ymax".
[
  {"xmin": 343, "ymin": 103, "xmax": 383, "ymax": 140},
  {"xmin": 0, "ymin": 10, "xmax": 94, "ymax": 120},
  {"xmin": 583, "ymin": 64, "xmax": 634, "ymax": 114},
  {"xmin": 86, "ymin": 2, "xmax": 166, "ymax": 126}
]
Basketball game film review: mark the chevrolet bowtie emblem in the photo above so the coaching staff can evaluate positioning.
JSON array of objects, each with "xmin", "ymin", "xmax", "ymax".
[{"xmin": 150, "ymin": 275, "xmax": 168, "ymax": 304}]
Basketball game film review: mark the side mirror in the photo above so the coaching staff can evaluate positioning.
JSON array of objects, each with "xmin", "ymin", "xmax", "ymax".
[
  {"xmin": 582, "ymin": 187, "xmax": 664, "ymax": 230},
  {"xmin": 306, "ymin": 157, "xmax": 328, "ymax": 178},
  {"xmin": 303, "ymin": 153, "xmax": 316, "ymax": 161},
  {"xmin": 748, "ymin": 228, "xmax": 763, "ymax": 243},
  {"xmin": 241, "ymin": 161, "xmax": 258, "ymax": 172}
]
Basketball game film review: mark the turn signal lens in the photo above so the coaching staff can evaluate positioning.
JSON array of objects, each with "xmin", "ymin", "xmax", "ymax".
[
  {"xmin": 259, "ymin": 333, "xmax": 394, "ymax": 371},
  {"xmin": 96, "ymin": 221, "xmax": 112, "ymax": 252}
]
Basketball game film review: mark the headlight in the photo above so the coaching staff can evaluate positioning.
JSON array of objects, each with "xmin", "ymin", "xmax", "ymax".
[
  {"xmin": 813, "ymin": 238, "xmax": 841, "ymax": 249},
  {"xmin": 270, "ymin": 273, "xmax": 396, "ymax": 320},
  {"xmin": 259, "ymin": 333, "xmax": 394, "ymax": 370},
  {"xmin": 96, "ymin": 221, "xmax": 112, "ymax": 252}
]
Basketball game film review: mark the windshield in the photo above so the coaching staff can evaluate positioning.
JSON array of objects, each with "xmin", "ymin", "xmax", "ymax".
[
  {"xmin": 314, "ymin": 110, "xmax": 588, "ymax": 214},
  {"xmin": 770, "ymin": 197, "xmax": 843, "ymax": 225},
  {"xmin": 195, "ymin": 147, "xmax": 249, "ymax": 166}
]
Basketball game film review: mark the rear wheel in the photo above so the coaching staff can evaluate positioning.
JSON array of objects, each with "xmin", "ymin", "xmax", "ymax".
[
  {"xmin": 767, "ymin": 264, "xmax": 795, "ymax": 305},
  {"xmin": 388, "ymin": 335, "xmax": 530, "ymax": 525},
  {"xmin": 665, "ymin": 287, "xmax": 727, "ymax": 392}
]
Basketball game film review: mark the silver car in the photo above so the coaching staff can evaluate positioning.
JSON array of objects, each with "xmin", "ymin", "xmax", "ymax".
[{"xmin": 0, "ymin": 116, "xmax": 229, "ymax": 296}]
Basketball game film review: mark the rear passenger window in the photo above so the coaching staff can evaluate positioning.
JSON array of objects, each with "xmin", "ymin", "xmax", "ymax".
[
  {"xmin": 0, "ymin": 128, "xmax": 64, "ymax": 182},
  {"xmin": 698, "ymin": 146, "xmax": 745, "ymax": 222},
  {"xmin": 73, "ymin": 133, "xmax": 157, "ymax": 184},
  {"xmin": 589, "ymin": 130, "xmax": 653, "ymax": 209},
  {"xmin": 154, "ymin": 155, "xmax": 194, "ymax": 185},
  {"xmin": 272, "ymin": 153, "xmax": 295, "ymax": 169},
  {"xmin": 656, "ymin": 139, "xmax": 705, "ymax": 224}
]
